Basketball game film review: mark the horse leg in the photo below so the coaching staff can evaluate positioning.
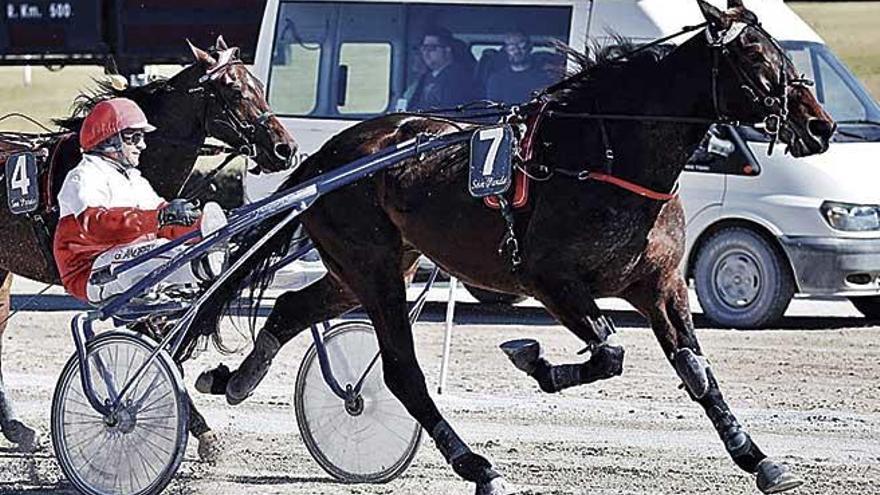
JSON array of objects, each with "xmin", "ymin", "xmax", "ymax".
[
  {"xmin": 0, "ymin": 270, "xmax": 38, "ymax": 450},
  {"xmin": 625, "ymin": 272, "xmax": 801, "ymax": 494},
  {"xmin": 318, "ymin": 239, "xmax": 505, "ymax": 494},
  {"xmin": 501, "ymin": 274, "xmax": 625, "ymax": 393}
]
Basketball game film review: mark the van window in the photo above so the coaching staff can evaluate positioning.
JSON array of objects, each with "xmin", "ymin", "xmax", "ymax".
[
  {"xmin": 784, "ymin": 42, "xmax": 880, "ymax": 125},
  {"xmin": 338, "ymin": 42, "xmax": 392, "ymax": 114},
  {"xmin": 268, "ymin": 1, "xmax": 572, "ymax": 119}
]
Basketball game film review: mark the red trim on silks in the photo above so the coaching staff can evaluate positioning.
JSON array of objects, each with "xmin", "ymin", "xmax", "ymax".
[
  {"xmin": 484, "ymin": 170, "xmax": 529, "ymax": 209},
  {"xmin": 582, "ymin": 171, "xmax": 678, "ymax": 201}
]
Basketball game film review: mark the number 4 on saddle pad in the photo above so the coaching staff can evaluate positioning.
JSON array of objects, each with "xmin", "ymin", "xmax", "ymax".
[
  {"xmin": 5, "ymin": 152, "xmax": 39, "ymax": 215},
  {"xmin": 468, "ymin": 125, "xmax": 514, "ymax": 198}
]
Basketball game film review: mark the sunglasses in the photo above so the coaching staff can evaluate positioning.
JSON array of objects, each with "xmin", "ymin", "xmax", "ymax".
[
  {"xmin": 419, "ymin": 43, "xmax": 447, "ymax": 53},
  {"xmin": 121, "ymin": 131, "xmax": 146, "ymax": 146}
]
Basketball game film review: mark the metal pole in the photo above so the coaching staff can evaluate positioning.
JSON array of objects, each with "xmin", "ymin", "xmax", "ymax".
[{"xmin": 438, "ymin": 276, "xmax": 458, "ymax": 394}]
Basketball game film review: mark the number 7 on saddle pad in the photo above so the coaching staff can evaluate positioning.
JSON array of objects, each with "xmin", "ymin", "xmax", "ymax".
[{"xmin": 468, "ymin": 125, "xmax": 514, "ymax": 198}]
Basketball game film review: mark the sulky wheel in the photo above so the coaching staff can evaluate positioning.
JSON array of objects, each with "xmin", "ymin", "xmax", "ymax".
[
  {"xmin": 51, "ymin": 331, "xmax": 189, "ymax": 495},
  {"xmin": 295, "ymin": 321, "xmax": 422, "ymax": 483}
]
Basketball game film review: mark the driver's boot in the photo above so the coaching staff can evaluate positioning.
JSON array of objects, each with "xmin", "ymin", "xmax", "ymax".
[{"xmin": 225, "ymin": 330, "xmax": 281, "ymax": 405}]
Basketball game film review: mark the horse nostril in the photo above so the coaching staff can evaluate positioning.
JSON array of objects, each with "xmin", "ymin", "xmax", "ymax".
[
  {"xmin": 274, "ymin": 143, "xmax": 293, "ymax": 159},
  {"xmin": 808, "ymin": 118, "xmax": 835, "ymax": 140}
]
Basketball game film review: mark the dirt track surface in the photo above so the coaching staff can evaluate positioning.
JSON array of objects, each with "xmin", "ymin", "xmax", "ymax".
[{"xmin": 0, "ymin": 301, "xmax": 878, "ymax": 495}]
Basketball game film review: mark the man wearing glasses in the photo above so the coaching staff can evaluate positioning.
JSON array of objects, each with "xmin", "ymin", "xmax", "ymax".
[
  {"xmin": 407, "ymin": 26, "xmax": 479, "ymax": 111},
  {"xmin": 54, "ymin": 97, "xmax": 226, "ymax": 303},
  {"xmin": 486, "ymin": 31, "xmax": 555, "ymax": 105}
]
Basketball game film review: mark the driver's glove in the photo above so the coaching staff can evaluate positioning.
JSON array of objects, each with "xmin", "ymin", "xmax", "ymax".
[{"xmin": 158, "ymin": 199, "xmax": 201, "ymax": 228}]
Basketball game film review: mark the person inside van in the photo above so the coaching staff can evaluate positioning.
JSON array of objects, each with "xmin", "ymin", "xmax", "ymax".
[
  {"xmin": 486, "ymin": 30, "xmax": 555, "ymax": 105},
  {"xmin": 406, "ymin": 26, "xmax": 480, "ymax": 111}
]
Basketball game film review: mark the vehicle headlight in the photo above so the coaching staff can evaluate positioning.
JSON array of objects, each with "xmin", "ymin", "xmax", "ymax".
[{"xmin": 821, "ymin": 201, "xmax": 880, "ymax": 231}]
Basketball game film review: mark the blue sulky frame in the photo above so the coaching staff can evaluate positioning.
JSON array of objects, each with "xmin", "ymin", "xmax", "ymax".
[{"xmin": 69, "ymin": 130, "xmax": 471, "ymax": 419}]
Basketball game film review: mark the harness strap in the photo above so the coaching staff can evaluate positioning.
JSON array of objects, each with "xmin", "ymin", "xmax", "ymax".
[{"xmin": 577, "ymin": 170, "xmax": 678, "ymax": 201}]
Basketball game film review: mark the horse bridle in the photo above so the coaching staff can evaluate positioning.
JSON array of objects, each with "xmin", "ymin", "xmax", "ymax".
[
  {"xmin": 189, "ymin": 60, "xmax": 278, "ymax": 160},
  {"xmin": 707, "ymin": 20, "xmax": 814, "ymax": 154}
]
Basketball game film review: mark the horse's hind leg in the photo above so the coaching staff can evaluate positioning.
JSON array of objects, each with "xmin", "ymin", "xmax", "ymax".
[
  {"xmin": 625, "ymin": 272, "xmax": 801, "ymax": 494},
  {"xmin": 0, "ymin": 270, "xmax": 38, "ymax": 450},
  {"xmin": 502, "ymin": 273, "xmax": 625, "ymax": 393}
]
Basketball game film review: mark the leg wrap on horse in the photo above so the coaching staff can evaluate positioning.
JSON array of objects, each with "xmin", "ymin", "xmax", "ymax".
[
  {"xmin": 226, "ymin": 330, "xmax": 280, "ymax": 405},
  {"xmin": 500, "ymin": 339, "xmax": 624, "ymax": 393},
  {"xmin": 432, "ymin": 420, "xmax": 500, "ymax": 484},
  {"xmin": 673, "ymin": 348, "xmax": 710, "ymax": 399},
  {"xmin": 700, "ymin": 371, "xmax": 766, "ymax": 473}
]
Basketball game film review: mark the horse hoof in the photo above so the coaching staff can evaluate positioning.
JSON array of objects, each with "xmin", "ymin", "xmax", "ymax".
[
  {"xmin": 756, "ymin": 458, "xmax": 804, "ymax": 494},
  {"xmin": 475, "ymin": 477, "xmax": 508, "ymax": 495},
  {"xmin": 500, "ymin": 339, "xmax": 542, "ymax": 374},
  {"xmin": 195, "ymin": 364, "xmax": 232, "ymax": 395},
  {"xmin": 197, "ymin": 431, "xmax": 222, "ymax": 464},
  {"xmin": 3, "ymin": 420, "xmax": 39, "ymax": 451}
]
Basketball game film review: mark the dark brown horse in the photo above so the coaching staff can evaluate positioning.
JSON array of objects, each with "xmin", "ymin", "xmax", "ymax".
[
  {"xmin": 0, "ymin": 37, "xmax": 296, "ymax": 454},
  {"xmin": 198, "ymin": 2, "xmax": 834, "ymax": 493}
]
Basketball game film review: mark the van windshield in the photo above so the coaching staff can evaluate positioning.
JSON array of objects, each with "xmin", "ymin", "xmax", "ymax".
[{"xmin": 784, "ymin": 41, "xmax": 880, "ymax": 139}]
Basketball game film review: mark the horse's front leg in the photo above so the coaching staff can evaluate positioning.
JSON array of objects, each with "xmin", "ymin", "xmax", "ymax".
[
  {"xmin": 625, "ymin": 271, "xmax": 802, "ymax": 494},
  {"xmin": 0, "ymin": 270, "xmax": 38, "ymax": 450},
  {"xmin": 500, "ymin": 272, "xmax": 625, "ymax": 393}
]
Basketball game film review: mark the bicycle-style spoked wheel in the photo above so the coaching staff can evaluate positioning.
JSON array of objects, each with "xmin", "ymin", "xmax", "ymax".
[
  {"xmin": 51, "ymin": 331, "xmax": 189, "ymax": 495},
  {"xmin": 295, "ymin": 322, "xmax": 422, "ymax": 483}
]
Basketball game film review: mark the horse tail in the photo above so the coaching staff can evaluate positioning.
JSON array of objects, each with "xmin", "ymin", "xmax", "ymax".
[{"xmin": 187, "ymin": 210, "xmax": 300, "ymax": 357}]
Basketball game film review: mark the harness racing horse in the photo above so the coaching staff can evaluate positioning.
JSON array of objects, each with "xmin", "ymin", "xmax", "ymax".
[
  {"xmin": 0, "ymin": 36, "xmax": 296, "ymax": 454},
  {"xmin": 198, "ymin": 2, "xmax": 834, "ymax": 492}
]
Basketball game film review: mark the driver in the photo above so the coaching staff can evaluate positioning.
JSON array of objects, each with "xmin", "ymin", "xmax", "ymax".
[{"xmin": 54, "ymin": 97, "xmax": 227, "ymax": 303}]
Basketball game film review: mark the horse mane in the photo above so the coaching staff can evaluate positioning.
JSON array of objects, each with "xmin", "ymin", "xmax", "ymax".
[
  {"xmin": 53, "ymin": 77, "xmax": 173, "ymax": 131},
  {"xmin": 545, "ymin": 35, "xmax": 674, "ymax": 105}
]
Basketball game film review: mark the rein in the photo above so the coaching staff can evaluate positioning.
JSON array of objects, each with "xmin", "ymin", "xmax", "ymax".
[{"xmin": 516, "ymin": 19, "xmax": 809, "ymax": 202}]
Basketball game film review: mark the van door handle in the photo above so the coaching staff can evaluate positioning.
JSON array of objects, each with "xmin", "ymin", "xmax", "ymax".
[{"xmin": 337, "ymin": 65, "xmax": 349, "ymax": 107}]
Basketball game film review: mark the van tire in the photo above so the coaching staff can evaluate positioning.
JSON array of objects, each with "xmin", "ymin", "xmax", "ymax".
[
  {"xmin": 693, "ymin": 227, "xmax": 794, "ymax": 329},
  {"xmin": 849, "ymin": 296, "xmax": 880, "ymax": 320},
  {"xmin": 463, "ymin": 284, "xmax": 527, "ymax": 305}
]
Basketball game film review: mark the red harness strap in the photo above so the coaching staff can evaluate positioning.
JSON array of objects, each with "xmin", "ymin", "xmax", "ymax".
[
  {"xmin": 483, "ymin": 100, "xmax": 550, "ymax": 210},
  {"xmin": 580, "ymin": 171, "xmax": 678, "ymax": 201}
]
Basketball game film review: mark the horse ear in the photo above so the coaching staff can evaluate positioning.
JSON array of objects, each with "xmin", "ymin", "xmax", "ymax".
[
  {"xmin": 697, "ymin": 0, "xmax": 725, "ymax": 27},
  {"xmin": 216, "ymin": 35, "xmax": 229, "ymax": 51},
  {"xmin": 187, "ymin": 39, "xmax": 217, "ymax": 66},
  {"xmin": 727, "ymin": 0, "xmax": 745, "ymax": 8}
]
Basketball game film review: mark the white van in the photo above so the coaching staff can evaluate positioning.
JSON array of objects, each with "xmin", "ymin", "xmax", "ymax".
[{"xmin": 250, "ymin": 0, "xmax": 880, "ymax": 328}]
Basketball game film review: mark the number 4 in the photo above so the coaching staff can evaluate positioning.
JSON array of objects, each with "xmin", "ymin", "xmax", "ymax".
[
  {"xmin": 478, "ymin": 127, "xmax": 504, "ymax": 175},
  {"xmin": 10, "ymin": 156, "xmax": 31, "ymax": 195}
]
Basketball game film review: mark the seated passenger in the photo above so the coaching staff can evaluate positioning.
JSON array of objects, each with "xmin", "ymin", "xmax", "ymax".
[
  {"xmin": 54, "ymin": 98, "xmax": 226, "ymax": 303},
  {"xmin": 406, "ymin": 26, "xmax": 480, "ymax": 111},
  {"xmin": 486, "ymin": 31, "xmax": 555, "ymax": 105}
]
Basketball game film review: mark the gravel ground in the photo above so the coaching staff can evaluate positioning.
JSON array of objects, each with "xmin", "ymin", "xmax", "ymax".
[{"xmin": 0, "ymin": 289, "xmax": 878, "ymax": 495}]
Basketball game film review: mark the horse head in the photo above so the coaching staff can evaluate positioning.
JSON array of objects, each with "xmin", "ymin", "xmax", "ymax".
[
  {"xmin": 187, "ymin": 36, "xmax": 298, "ymax": 173},
  {"xmin": 698, "ymin": 0, "xmax": 835, "ymax": 157}
]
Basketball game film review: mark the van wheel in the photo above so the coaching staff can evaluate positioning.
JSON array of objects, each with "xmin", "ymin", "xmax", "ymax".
[
  {"xmin": 849, "ymin": 296, "xmax": 880, "ymax": 320},
  {"xmin": 463, "ymin": 284, "xmax": 527, "ymax": 305},
  {"xmin": 694, "ymin": 227, "xmax": 795, "ymax": 329}
]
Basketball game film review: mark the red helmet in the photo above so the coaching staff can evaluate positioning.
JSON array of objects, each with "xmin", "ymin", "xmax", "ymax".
[{"xmin": 80, "ymin": 97, "xmax": 156, "ymax": 152}]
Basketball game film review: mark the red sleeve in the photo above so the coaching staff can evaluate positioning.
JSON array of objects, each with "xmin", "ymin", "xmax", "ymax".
[
  {"xmin": 158, "ymin": 220, "xmax": 201, "ymax": 240},
  {"xmin": 76, "ymin": 206, "xmax": 160, "ymax": 244}
]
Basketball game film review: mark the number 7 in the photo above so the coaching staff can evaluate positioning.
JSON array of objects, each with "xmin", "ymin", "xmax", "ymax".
[{"xmin": 478, "ymin": 127, "xmax": 504, "ymax": 176}]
